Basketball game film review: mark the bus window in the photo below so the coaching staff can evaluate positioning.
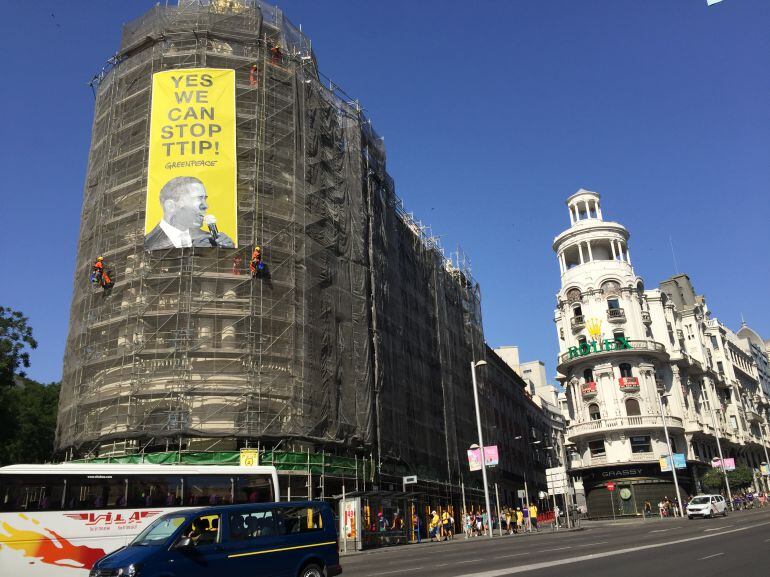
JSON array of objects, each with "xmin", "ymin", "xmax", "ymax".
[
  {"xmin": 0, "ymin": 475, "xmax": 66, "ymax": 512},
  {"xmin": 235, "ymin": 475, "xmax": 273, "ymax": 503},
  {"xmin": 65, "ymin": 475, "xmax": 127, "ymax": 510},
  {"xmin": 128, "ymin": 475, "xmax": 183, "ymax": 508},
  {"xmin": 185, "ymin": 476, "xmax": 233, "ymax": 506}
]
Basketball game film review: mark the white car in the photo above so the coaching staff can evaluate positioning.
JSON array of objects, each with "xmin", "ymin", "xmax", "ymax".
[{"xmin": 687, "ymin": 494, "xmax": 728, "ymax": 519}]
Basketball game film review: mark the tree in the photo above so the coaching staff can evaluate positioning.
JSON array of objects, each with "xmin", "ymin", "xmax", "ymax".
[
  {"xmin": 0, "ymin": 378, "xmax": 60, "ymax": 465},
  {"xmin": 700, "ymin": 464, "xmax": 756, "ymax": 492},
  {"xmin": 700, "ymin": 467, "xmax": 724, "ymax": 491},
  {"xmin": 0, "ymin": 306, "xmax": 38, "ymax": 387}
]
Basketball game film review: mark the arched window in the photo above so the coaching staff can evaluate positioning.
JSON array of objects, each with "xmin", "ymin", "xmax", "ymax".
[
  {"xmin": 583, "ymin": 368, "xmax": 594, "ymax": 383},
  {"xmin": 572, "ymin": 303, "xmax": 583, "ymax": 317},
  {"xmin": 588, "ymin": 403, "xmax": 601, "ymax": 421},
  {"xmin": 619, "ymin": 363, "xmax": 633, "ymax": 378},
  {"xmin": 625, "ymin": 398, "xmax": 641, "ymax": 416}
]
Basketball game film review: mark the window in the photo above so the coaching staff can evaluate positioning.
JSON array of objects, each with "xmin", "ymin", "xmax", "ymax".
[
  {"xmin": 573, "ymin": 304, "xmax": 583, "ymax": 317},
  {"xmin": 66, "ymin": 475, "xmax": 127, "ymax": 510},
  {"xmin": 583, "ymin": 368, "xmax": 594, "ymax": 383},
  {"xmin": 625, "ymin": 398, "xmax": 641, "ymax": 416},
  {"xmin": 588, "ymin": 440, "xmax": 606, "ymax": 457},
  {"xmin": 710, "ymin": 335, "xmax": 719, "ymax": 349},
  {"xmin": 128, "ymin": 475, "xmax": 183, "ymax": 508},
  {"xmin": 619, "ymin": 363, "xmax": 633, "ymax": 378},
  {"xmin": 235, "ymin": 476, "xmax": 274, "ymax": 504},
  {"xmin": 607, "ymin": 298, "xmax": 620, "ymax": 310},
  {"xmin": 717, "ymin": 361, "xmax": 724, "ymax": 374},
  {"xmin": 0, "ymin": 475, "xmax": 66, "ymax": 512},
  {"xmin": 614, "ymin": 330, "xmax": 626, "ymax": 345},
  {"xmin": 228, "ymin": 510, "xmax": 277, "ymax": 541},
  {"xmin": 279, "ymin": 506, "xmax": 323, "ymax": 534},
  {"xmin": 630, "ymin": 436, "xmax": 651, "ymax": 453},
  {"xmin": 185, "ymin": 476, "xmax": 234, "ymax": 506},
  {"xmin": 178, "ymin": 514, "xmax": 221, "ymax": 547},
  {"xmin": 588, "ymin": 403, "xmax": 601, "ymax": 421},
  {"xmin": 729, "ymin": 415, "xmax": 738, "ymax": 431},
  {"xmin": 578, "ymin": 336, "xmax": 587, "ymax": 347}
]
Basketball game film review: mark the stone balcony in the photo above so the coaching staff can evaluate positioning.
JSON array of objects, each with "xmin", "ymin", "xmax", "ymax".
[
  {"xmin": 607, "ymin": 308, "xmax": 626, "ymax": 323},
  {"xmin": 581, "ymin": 381, "xmax": 598, "ymax": 399},
  {"xmin": 571, "ymin": 315, "xmax": 586, "ymax": 332},
  {"xmin": 567, "ymin": 414, "xmax": 684, "ymax": 440},
  {"xmin": 641, "ymin": 310, "xmax": 652, "ymax": 324},
  {"xmin": 618, "ymin": 376, "xmax": 640, "ymax": 393}
]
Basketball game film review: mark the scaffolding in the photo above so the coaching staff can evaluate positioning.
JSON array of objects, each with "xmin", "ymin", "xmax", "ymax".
[{"xmin": 56, "ymin": 0, "xmax": 545, "ymax": 504}]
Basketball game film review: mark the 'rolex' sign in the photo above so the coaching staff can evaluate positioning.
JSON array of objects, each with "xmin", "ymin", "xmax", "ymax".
[{"xmin": 568, "ymin": 337, "xmax": 632, "ymax": 359}]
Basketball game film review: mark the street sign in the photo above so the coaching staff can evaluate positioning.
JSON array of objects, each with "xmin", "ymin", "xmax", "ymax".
[
  {"xmin": 517, "ymin": 490, "xmax": 526, "ymax": 499},
  {"xmin": 606, "ymin": 481, "xmax": 616, "ymax": 491},
  {"xmin": 403, "ymin": 475, "xmax": 417, "ymax": 485},
  {"xmin": 239, "ymin": 449, "xmax": 259, "ymax": 467},
  {"xmin": 546, "ymin": 466, "xmax": 569, "ymax": 495}
]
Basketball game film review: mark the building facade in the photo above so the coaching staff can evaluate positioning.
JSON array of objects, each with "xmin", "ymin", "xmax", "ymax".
[
  {"xmin": 55, "ymin": 0, "xmax": 552, "ymax": 511},
  {"xmin": 553, "ymin": 190, "xmax": 770, "ymax": 517}
]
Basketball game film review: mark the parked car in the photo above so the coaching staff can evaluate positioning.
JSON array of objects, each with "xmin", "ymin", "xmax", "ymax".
[
  {"xmin": 89, "ymin": 500, "xmax": 341, "ymax": 577},
  {"xmin": 686, "ymin": 494, "xmax": 727, "ymax": 519}
]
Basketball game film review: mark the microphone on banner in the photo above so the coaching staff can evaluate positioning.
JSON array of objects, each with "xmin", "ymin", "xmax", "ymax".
[{"xmin": 204, "ymin": 214, "xmax": 219, "ymax": 240}]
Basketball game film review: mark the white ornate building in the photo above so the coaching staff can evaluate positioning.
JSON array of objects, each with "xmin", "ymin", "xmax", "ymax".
[{"xmin": 553, "ymin": 189, "xmax": 770, "ymax": 516}]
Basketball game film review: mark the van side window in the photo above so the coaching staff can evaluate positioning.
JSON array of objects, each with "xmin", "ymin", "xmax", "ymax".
[
  {"xmin": 228, "ymin": 510, "xmax": 277, "ymax": 541},
  {"xmin": 279, "ymin": 506, "xmax": 323, "ymax": 534},
  {"xmin": 180, "ymin": 514, "xmax": 221, "ymax": 547}
]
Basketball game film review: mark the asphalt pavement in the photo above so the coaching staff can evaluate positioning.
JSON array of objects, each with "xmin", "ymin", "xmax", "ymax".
[{"xmin": 340, "ymin": 508, "xmax": 770, "ymax": 577}]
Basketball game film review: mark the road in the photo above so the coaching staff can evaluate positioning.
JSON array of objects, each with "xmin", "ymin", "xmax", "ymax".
[{"xmin": 341, "ymin": 508, "xmax": 770, "ymax": 577}]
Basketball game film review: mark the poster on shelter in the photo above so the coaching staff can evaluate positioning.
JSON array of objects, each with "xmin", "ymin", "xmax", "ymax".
[{"xmin": 144, "ymin": 68, "xmax": 237, "ymax": 250}]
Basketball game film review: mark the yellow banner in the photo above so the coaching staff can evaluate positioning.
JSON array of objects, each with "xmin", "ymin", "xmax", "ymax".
[{"xmin": 144, "ymin": 68, "xmax": 237, "ymax": 250}]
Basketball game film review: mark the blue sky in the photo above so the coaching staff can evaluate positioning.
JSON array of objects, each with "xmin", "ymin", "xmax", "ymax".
[{"xmin": 1, "ymin": 0, "xmax": 768, "ymax": 384}]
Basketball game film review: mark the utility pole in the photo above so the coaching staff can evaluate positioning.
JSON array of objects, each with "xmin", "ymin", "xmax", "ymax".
[{"xmin": 471, "ymin": 360, "xmax": 493, "ymax": 538}]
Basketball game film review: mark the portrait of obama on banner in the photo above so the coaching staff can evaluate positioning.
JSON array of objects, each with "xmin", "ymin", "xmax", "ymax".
[
  {"xmin": 144, "ymin": 176, "xmax": 234, "ymax": 250},
  {"xmin": 144, "ymin": 67, "xmax": 238, "ymax": 251}
]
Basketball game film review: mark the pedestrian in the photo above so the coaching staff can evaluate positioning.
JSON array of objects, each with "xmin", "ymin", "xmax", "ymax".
[
  {"xmin": 529, "ymin": 503, "xmax": 539, "ymax": 532},
  {"xmin": 464, "ymin": 512, "xmax": 472, "ymax": 539},
  {"xmin": 412, "ymin": 511, "xmax": 421, "ymax": 543},
  {"xmin": 554, "ymin": 504, "xmax": 560, "ymax": 528},
  {"xmin": 522, "ymin": 505, "xmax": 530, "ymax": 532},
  {"xmin": 429, "ymin": 510, "xmax": 440, "ymax": 542},
  {"xmin": 644, "ymin": 500, "xmax": 651, "ymax": 518},
  {"xmin": 516, "ymin": 507, "xmax": 523, "ymax": 534},
  {"xmin": 475, "ymin": 511, "xmax": 482, "ymax": 536}
]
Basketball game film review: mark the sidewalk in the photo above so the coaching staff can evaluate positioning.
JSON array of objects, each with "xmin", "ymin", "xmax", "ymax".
[{"xmin": 340, "ymin": 525, "xmax": 584, "ymax": 557}]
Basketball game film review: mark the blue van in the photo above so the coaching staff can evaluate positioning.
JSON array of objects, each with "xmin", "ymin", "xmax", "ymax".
[{"xmin": 89, "ymin": 501, "xmax": 341, "ymax": 577}]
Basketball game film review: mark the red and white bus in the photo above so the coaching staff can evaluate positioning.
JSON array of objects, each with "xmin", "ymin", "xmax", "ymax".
[{"xmin": 0, "ymin": 463, "xmax": 279, "ymax": 576}]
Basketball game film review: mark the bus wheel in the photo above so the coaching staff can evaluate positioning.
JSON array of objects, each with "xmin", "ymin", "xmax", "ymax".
[{"xmin": 299, "ymin": 563, "xmax": 324, "ymax": 577}]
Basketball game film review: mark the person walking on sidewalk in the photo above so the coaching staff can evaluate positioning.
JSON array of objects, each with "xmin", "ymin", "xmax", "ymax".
[
  {"xmin": 412, "ymin": 511, "xmax": 422, "ymax": 543},
  {"xmin": 516, "ymin": 508, "xmax": 523, "ymax": 534},
  {"xmin": 522, "ymin": 505, "xmax": 530, "ymax": 532},
  {"xmin": 429, "ymin": 510, "xmax": 440, "ymax": 542}
]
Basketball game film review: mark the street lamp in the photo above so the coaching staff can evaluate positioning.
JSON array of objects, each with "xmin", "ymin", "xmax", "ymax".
[
  {"xmin": 513, "ymin": 435, "xmax": 532, "ymax": 528},
  {"xmin": 470, "ymin": 359, "xmax": 493, "ymax": 538},
  {"xmin": 656, "ymin": 390, "xmax": 684, "ymax": 517},
  {"xmin": 700, "ymin": 397, "xmax": 734, "ymax": 509}
]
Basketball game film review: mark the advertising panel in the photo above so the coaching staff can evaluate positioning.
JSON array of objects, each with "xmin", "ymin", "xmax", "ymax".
[
  {"xmin": 467, "ymin": 445, "xmax": 499, "ymax": 471},
  {"xmin": 659, "ymin": 453, "xmax": 686, "ymax": 472},
  {"xmin": 711, "ymin": 457, "xmax": 736, "ymax": 471},
  {"xmin": 145, "ymin": 68, "xmax": 238, "ymax": 250}
]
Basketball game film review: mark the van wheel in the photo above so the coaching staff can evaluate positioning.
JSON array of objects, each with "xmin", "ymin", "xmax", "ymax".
[{"xmin": 299, "ymin": 563, "xmax": 324, "ymax": 577}]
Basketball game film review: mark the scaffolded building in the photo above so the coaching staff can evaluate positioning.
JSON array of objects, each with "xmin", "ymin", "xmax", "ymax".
[{"xmin": 57, "ymin": 0, "xmax": 551, "ymax": 505}]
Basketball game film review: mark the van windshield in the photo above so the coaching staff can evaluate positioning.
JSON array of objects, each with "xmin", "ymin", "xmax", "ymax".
[
  {"xmin": 690, "ymin": 496, "xmax": 711, "ymax": 505},
  {"xmin": 132, "ymin": 515, "xmax": 187, "ymax": 546}
]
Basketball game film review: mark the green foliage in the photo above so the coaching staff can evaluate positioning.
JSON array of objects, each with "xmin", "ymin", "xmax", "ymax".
[
  {"xmin": 700, "ymin": 467, "xmax": 724, "ymax": 491},
  {"xmin": 727, "ymin": 464, "xmax": 755, "ymax": 489},
  {"xmin": 0, "ymin": 379, "xmax": 60, "ymax": 466},
  {"xmin": 0, "ymin": 306, "xmax": 38, "ymax": 387},
  {"xmin": 700, "ymin": 464, "xmax": 756, "ymax": 491}
]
